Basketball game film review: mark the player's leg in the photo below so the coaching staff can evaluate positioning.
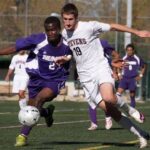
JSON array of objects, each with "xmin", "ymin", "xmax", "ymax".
[
  {"xmin": 88, "ymin": 101, "xmax": 112, "ymax": 130},
  {"xmin": 116, "ymin": 91, "xmax": 145, "ymax": 123},
  {"xmin": 130, "ymin": 91, "xmax": 136, "ymax": 107},
  {"xmin": 33, "ymin": 87, "xmax": 56, "ymax": 127},
  {"xmin": 105, "ymin": 112, "xmax": 113, "ymax": 130},
  {"xmin": 15, "ymin": 90, "xmax": 55, "ymax": 147},
  {"xmin": 15, "ymin": 79, "xmax": 55, "ymax": 146},
  {"xmin": 18, "ymin": 90, "xmax": 27, "ymax": 109},
  {"xmin": 98, "ymin": 100, "xmax": 149, "ymax": 148},
  {"xmin": 88, "ymin": 105, "xmax": 98, "ymax": 130},
  {"xmin": 129, "ymin": 78, "xmax": 137, "ymax": 107},
  {"xmin": 15, "ymin": 97, "xmax": 35, "ymax": 147},
  {"xmin": 116, "ymin": 79, "xmax": 144, "ymax": 123},
  {"xmin": 17, "ymin": 77, "xmax": 29, "ymax": 109}
]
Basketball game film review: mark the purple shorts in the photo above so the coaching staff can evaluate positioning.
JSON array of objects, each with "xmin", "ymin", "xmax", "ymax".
[
  {"xmin": 118, "ymin": 77, "xmax": 136, "ymax": 91},
  {"xmin": 28, "ymin": 76, "xmax": 65, "ymax": 99}
]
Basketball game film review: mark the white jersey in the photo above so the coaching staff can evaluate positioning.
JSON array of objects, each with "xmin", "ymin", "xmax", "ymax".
[
  {"xmin": 9, "ymin": 54, "xmax": 29, "ymax": 78},
  {"xmin": 62, "ymin": 21, "xmax": 111, "ymax": 82}
]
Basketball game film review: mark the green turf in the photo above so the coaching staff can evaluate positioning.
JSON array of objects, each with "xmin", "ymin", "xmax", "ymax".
[{"xmin": 0, "ymin": 100, "xmax": 150, "ymax": 150}]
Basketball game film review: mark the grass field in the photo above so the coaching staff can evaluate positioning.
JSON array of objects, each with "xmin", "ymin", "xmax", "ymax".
[{"xmin": 0, "ymin": 100, "xmax": 150, "ymax": 150}]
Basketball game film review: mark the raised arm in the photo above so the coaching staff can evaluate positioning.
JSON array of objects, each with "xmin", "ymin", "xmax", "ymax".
[
  {"xmin": 0, "ymin": 46, "xmax": 16, "ymax": 55},
  {"xmin": 110, "ymin": 23, "xmax": 150, "ymax": 37}
]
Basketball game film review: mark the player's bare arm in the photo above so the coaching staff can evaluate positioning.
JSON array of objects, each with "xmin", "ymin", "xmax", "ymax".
[
  {"xmin": 136, "ymin": 63, "xmax": 147, "ymax": 81},
  {"xmin": 5, "ymin": 69, "xmax": 14, "ymax": 81},
  {"xmin": 54, "ymin": 55, "xmax": 72, "ymax": 65},
  {"xmin": 110, "ymin": 23, "xmax": 150, "ymax": 37},
  {"xmin": 0, "ymin": 46, "xmax": 16, "ymax": 55}
]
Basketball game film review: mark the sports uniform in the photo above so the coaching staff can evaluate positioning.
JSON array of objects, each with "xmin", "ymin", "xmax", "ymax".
[
  {"xmin": 119, "ymin": 54, "xmax": 145, "ymax": 91},
  {"xmin": 62, "ymin": 21, "xmax": 114, "ymax": 109},
  {"xmin": 8, "ymin": 53, "xmax": 29, "ymax": 93},
  {"xmin": 16, "ymin": 33, "xmax": 72, "ymax": 98}
]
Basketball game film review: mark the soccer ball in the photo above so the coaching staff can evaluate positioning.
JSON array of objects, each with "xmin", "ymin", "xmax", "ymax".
[{"xmin": 18, "ymin": 106, "xmax": 40, "ymax": 126}]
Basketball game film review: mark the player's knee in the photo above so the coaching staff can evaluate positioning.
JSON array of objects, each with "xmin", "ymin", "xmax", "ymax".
[{"xmin": 103, "ymin": 95, "xmax": 117, "ymax": 105}]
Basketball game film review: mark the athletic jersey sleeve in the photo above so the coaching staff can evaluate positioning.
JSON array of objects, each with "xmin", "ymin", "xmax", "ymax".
[
  {"xmin": 89, "ymin": 21, "xmax": 111, "ymax": 36},
  {"xmin": 101, "ymin": 40, "xmax": 114, "ymax": 56},
  {"xmin": 15, "ymin": 34, "xmax": 41, "ymax": 52},
  {"xmin": 66, "ymin": 46, "xmax": 73, "ymax": 56},
  {"xmin": 9, "ymin": 56, "xmax": 16, "ymax": 70}
]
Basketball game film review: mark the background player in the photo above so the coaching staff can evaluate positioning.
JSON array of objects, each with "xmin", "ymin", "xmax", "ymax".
[
  {"xmin": 60, "ymin": 3, "xmax": 150, "ymax": 148},
  {"xmin": 117, "ymin": 43, "xmax": 146, "ymax": 108},
  {"xmin": 5, "ymin": 50, "xmax": 29, "ymax": 109},
  {"xmin": 0, "ymin": 16, "xmax": 72, "ymax": 147}
]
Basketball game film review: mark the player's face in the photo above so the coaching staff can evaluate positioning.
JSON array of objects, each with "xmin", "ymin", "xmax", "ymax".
[
  {"xmin": 62, "ymin": 13, "xmax": 77, "ymax": 31},
  {"xmin": 19, "ymin": 50, "xmax": 26, "ymax": 55},
  {"xmin": 45, "ymin": 23, "xmax": 60, "ymax": 42},
  {"xmin": 126, "ymin": 47, "xmax": 134, "ymax": 56}
]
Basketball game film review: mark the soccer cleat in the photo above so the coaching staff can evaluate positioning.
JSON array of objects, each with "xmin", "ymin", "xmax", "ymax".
[
  {"xmin": 130, "ymin": 110, "xmax": 145, "ymax": 123},
  {"xmin": 14, "ymin": 134, "xmax": 27, "ymax": 147},
  {"xmin": 139, "ymin": 132, "xmax": 150, "ymax": 148},
  {"xmin": 45, "ymin": 104, "xmax": 55, "ymax": 127},
  {"xmin": 139, "ymin": 137, "xmax": 148, "ymax": 149},
  {"xmin": 88, "ymin": 123, "xmax": 98, "ymax": 131},
  {"xmin": 105, "ymin": 117, "xmax": 113, "ymax": 130}
]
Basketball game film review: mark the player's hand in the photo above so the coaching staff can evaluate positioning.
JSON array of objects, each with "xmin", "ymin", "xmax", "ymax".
[
  {"xmin": 54, "ymin": 55, "xmax": 72, "ymax": 66},
  {"xmin": 135, "ymin": 76, "xmax": 142, "ymax": 81},
  {"xmin": 112, "ymin": 72, "xmax": 119, "ymax": 81},
  {"xmin": 111, "ymin": 59, "xmax": 126, "ymax": 68},
  {"xmin": 136, "ymin": 30, "xmax": 150, "ymax": 38}
]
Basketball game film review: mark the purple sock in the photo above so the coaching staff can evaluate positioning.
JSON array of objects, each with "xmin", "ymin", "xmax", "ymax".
[
  {"xmin": 88, "ymin": 106, "xmax": 97, "ymax": 124},
  {"xmin": 21, "ymin": 125, "xmax": 32, "ymax": 136},
  {"xmin": 130, "ymin": 96, "xmax": 136, "ymax": 108}
]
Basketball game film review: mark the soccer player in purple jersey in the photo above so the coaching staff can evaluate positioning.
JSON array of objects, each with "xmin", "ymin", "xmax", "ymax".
[
  {"xmin": 0, "ymin": 16, "xmax": 72, "ymax": 147},
  {"xmin": 117, "ymin": 44, "xmax": 146, "ymax": 108},
  {"xmin": 60, "ymin": 3, "xmax": 150, "ymax": 148}
]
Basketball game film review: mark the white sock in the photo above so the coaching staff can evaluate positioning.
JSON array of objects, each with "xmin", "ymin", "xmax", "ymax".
[
  {"xmin": 19, "ymin": 98, "xmax": 27, "ymax": 109},
  {"xmin": 116, "ymin": 92, "xmax": 135, "ymax": 115},
  {"xmin": 118, "ymin": 115, "xmax": 146, "ymax": 138}
]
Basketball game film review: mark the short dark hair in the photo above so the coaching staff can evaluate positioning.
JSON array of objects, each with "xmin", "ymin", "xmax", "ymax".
[
  {"xmin": 44, "ymin": 16, "xmax": 61, "ymax": 30},
  {"xmin": 126, "ymin": 43, "xmax": 135, "ymax": 50},
  {"xmin": 61, "ymin": 3, "xmax": 78, "ymax": 18}
]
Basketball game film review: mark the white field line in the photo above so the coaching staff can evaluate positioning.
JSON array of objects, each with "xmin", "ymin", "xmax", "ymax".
[
  {"xmin": 0, "ymin": 105, "xmax": 149, "ymax": 129},
  {"xmin": 0, "ymin": 108, "xmax": 86, "ymax": 115},
  {"xmin": 0, "ymin": 119, "xmax": 105, "ymax": 129},
  {"xmin": 0, "ymin": 105, "xmax": 149, "ymax": 115}
]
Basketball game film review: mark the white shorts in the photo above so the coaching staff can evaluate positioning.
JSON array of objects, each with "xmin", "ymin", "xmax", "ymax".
[
  {"xmin": 12, "ymin": 75, "xmax": 29, "ymax": 93},
  {"xmin": 81, "ymin": 67, "xmax": 114, "ymax": 109}
]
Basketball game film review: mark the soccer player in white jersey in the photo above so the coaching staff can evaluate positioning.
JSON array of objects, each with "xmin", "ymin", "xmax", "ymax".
[
  {"xmin": 5, "ymin": 50, "xmax": 29, "ymax": 109},
  {"xmin": 60, "ymin": 3, "xmax": 150, "ymax": 148}
]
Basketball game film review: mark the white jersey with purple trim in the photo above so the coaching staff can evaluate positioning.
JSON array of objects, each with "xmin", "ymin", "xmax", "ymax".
[
  {"xmin": 9, "ymin": 54, "xmax": 29, "ymax": 78},
  {"xmin": 62, "ymin": 21, "xmax": 111, "ymax": 82}
]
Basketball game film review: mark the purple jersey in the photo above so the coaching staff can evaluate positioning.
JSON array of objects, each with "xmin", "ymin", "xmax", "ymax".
[
  {"xmin": 100, "ymin": 40, "xmax": 114, "ymax": 65},
  {"xmin": 122, "ymin": 54, "xmax": 145, "ymax": 78},
  {"xmin": 16, "ymin": 33, "xmax": 72, "ymax": 82}
]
